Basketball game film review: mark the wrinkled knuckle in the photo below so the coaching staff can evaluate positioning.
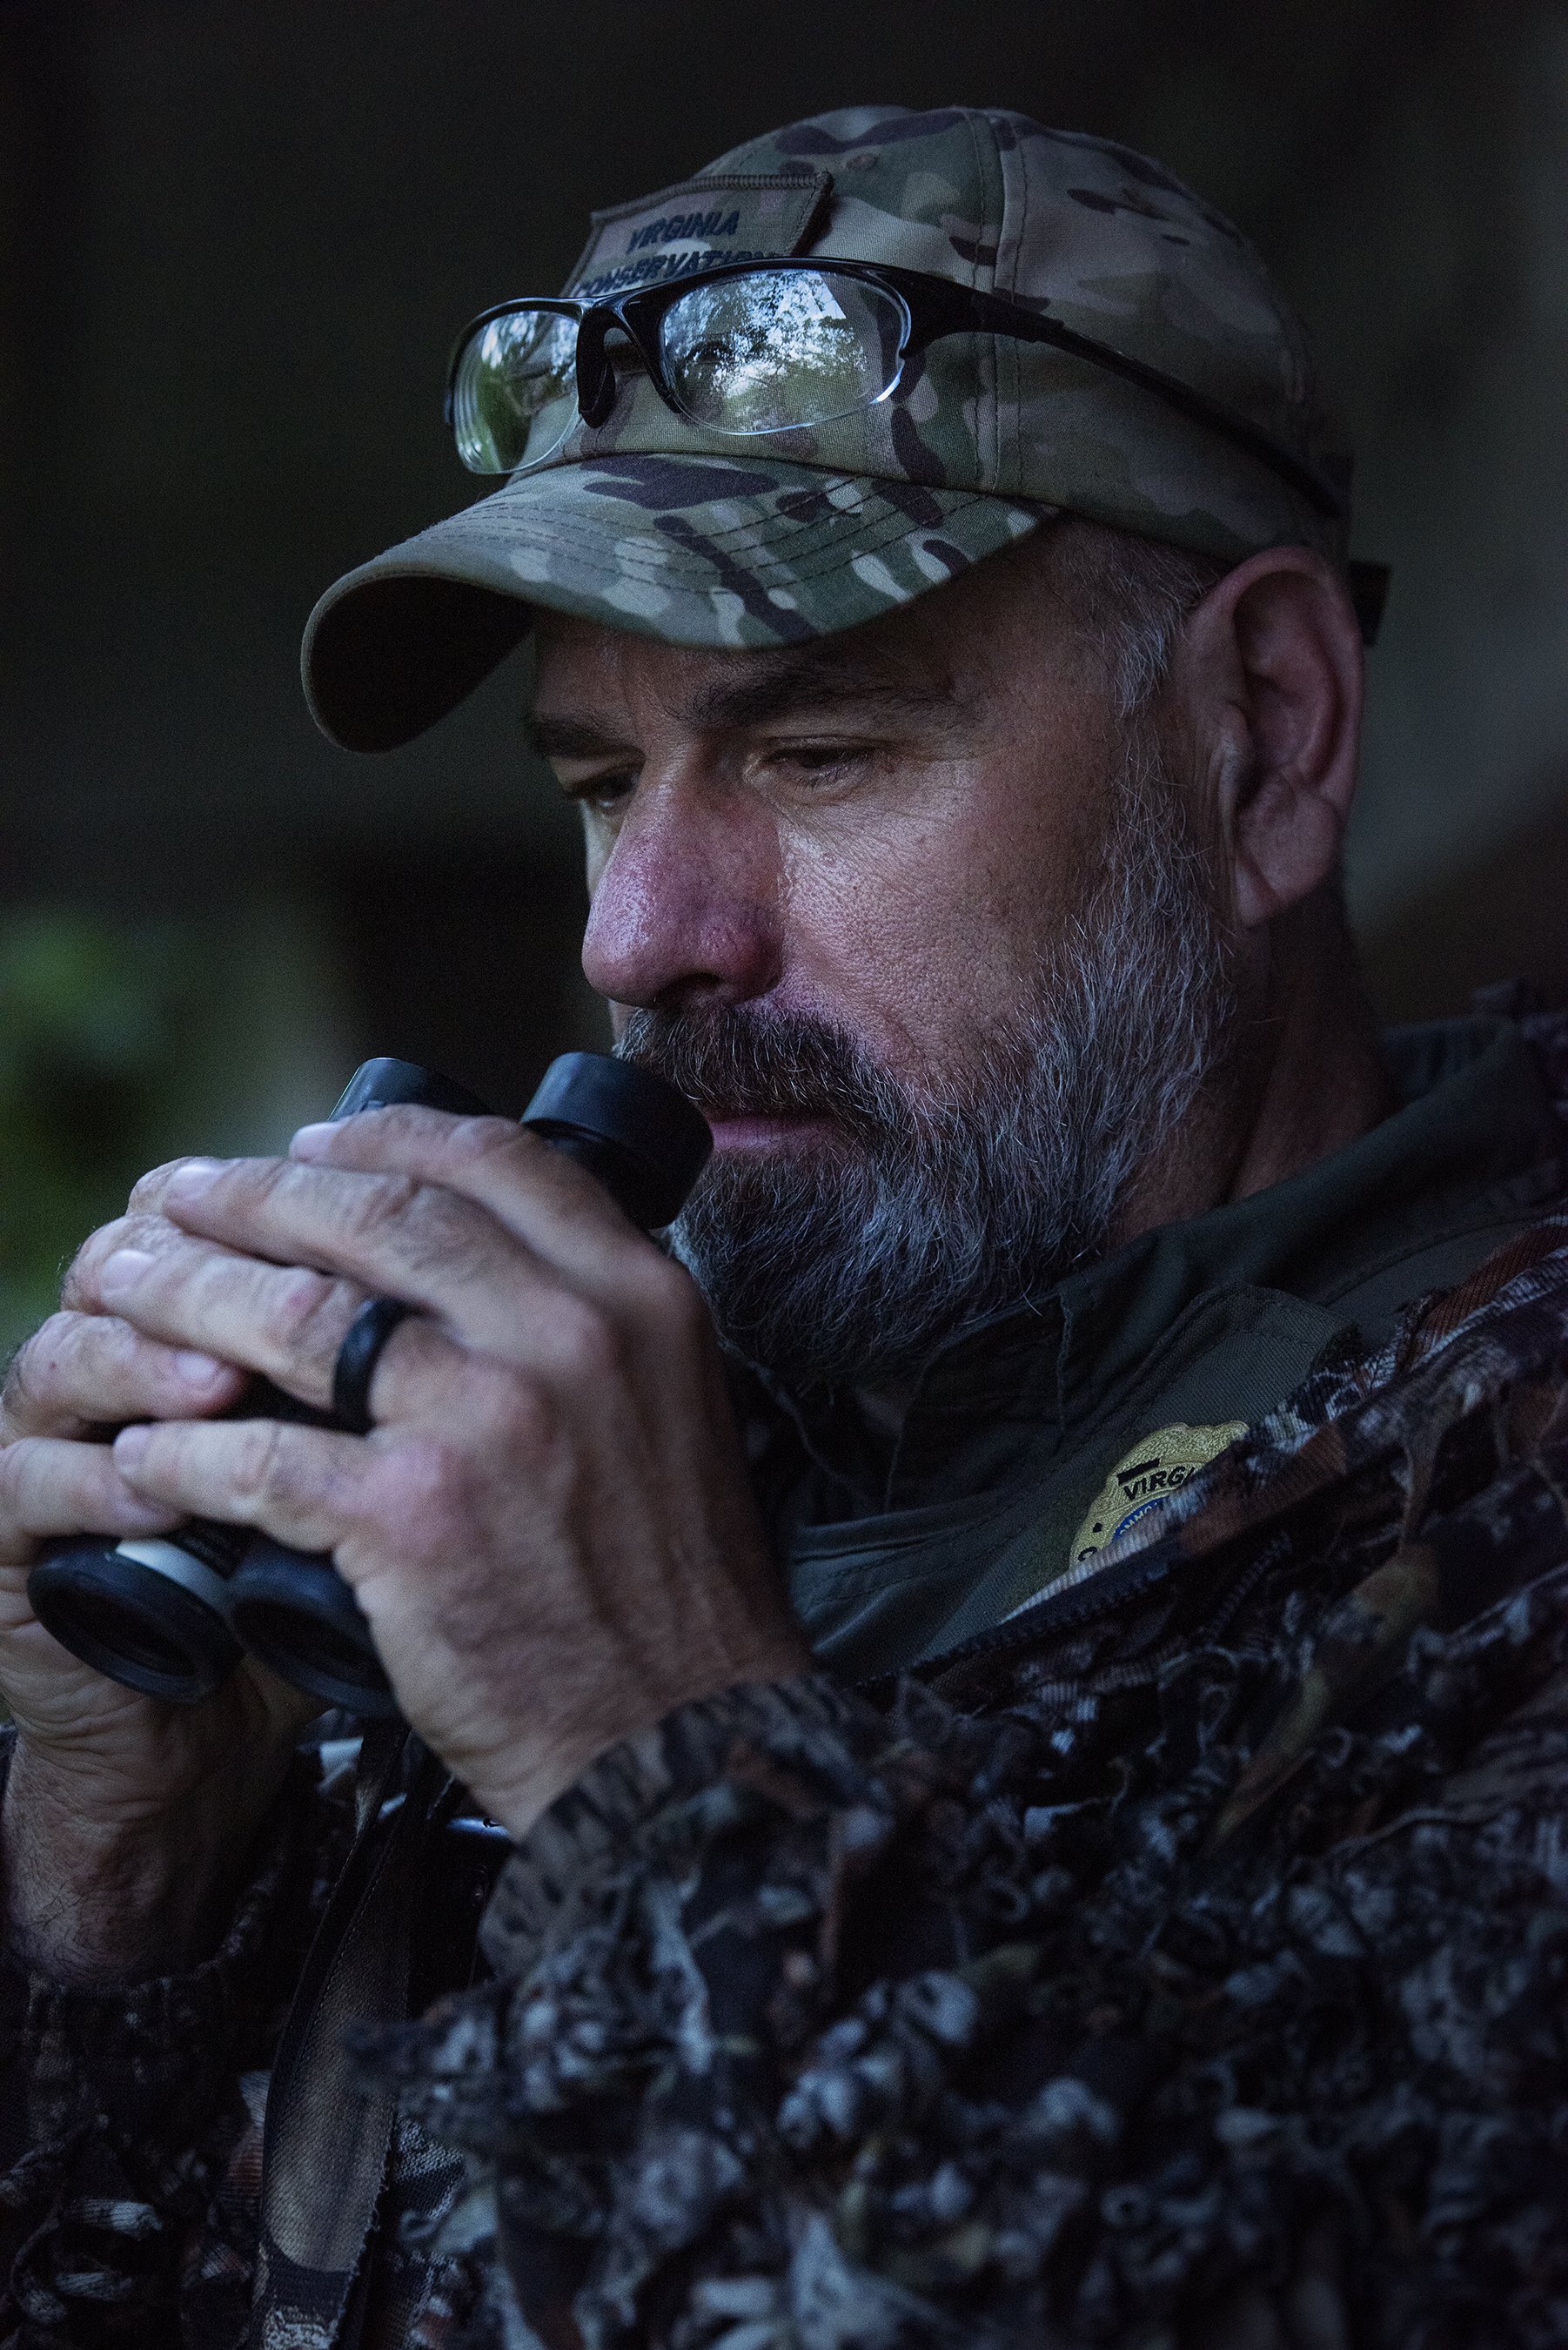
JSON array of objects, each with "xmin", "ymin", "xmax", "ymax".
[
  {"xmin": 373, "ymin": 1186, "xmax": 489, "ymax": 1288},
  {"xmin": 0, "ymin": 1441, "xmax": 31, "ymax": 1534},
  {"xmin": 342, "ymin": 1173, "xmax": 422, "ymax": 1246},
  {"xmin": 0, "ymin": 1366, "xmax": 30, "ymax": 1438},
  {"xmin": 444, "ymin": 1114, "xmax": 519, "ymax": 1171},
  {"xmin": 266, "ymin": 1266, "xmax": 353, "ymax": 1361},
  {"xmin": 3, "ymin": 1315, "xmax": 83, "ymax": 1428},
  {"xmin": 61, "ymin": 1219, "xmax": 132, "ymax": 1306},
  {"xmin": 413, "ymin": 1201, "xmax": 475, "ymax": 1277},
  {"xmin": 374, "ymin": 1436, "xmax": 472, "ymax": 1559},
  {"xmin": 236, "ymin": 1419, "xmax": 293, "ymax": 1511},
  {"xmin": 0, "ymin": 1434, "xmax": 26, "ymax": 1500},
  {"xmin": 2, "ymin": 1331, "xmax": 48, "ymax": 1423},
  {"xmin": 59, "ymin": 1242, "xmax": 97, "ymax": 1306},
  {"xmin": 127, "ymin": 1158, "xmax": 190, "ymax": 1211},
  {"xmin": 35, "ymin": 1308, "xmax": 83, "ymax": 1356}
]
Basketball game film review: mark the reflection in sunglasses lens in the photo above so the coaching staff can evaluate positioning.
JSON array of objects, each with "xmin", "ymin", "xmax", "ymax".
[
  {"xmin": 661, "ymin": 269, "xmax": 906, "ymax": 435},
  {"xmin": 453, "ymin": 310, "xmax": 579, "ymax": 473}
]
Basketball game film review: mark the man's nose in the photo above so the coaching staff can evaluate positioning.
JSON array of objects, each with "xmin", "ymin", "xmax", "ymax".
[{"xmin": 580, "ymin": 783, "xmax": 782, "ymax": 1011}]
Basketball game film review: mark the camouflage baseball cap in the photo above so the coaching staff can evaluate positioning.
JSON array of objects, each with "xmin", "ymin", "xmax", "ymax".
[{"xmin": 304, "ymin": 104, "xmax": 1355, "ymax": 752}]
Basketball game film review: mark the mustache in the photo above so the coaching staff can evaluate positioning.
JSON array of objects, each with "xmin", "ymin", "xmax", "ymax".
[{"xmin": 615, "ymin": 1005, "xmax": 905, "ymax": 1150}]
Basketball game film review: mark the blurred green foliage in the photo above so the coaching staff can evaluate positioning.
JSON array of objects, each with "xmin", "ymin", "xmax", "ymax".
[
  {"xmin": 0, "ymin": 905, "xmax": 352, "ymax": 1364},
  {"xmin": 0, "ymin": 912, "xmax": 205, "ymax": 1358}
]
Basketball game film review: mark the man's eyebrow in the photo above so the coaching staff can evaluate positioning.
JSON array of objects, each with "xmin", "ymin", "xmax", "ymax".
[
  {"xmin": 683, "ymin": 652, "xmax": 964, "ymax": 734},
  {"xmin": 524, "ymin": 653, "xmax": 965, "ymax": 761},
  {"xmin": 522, "ymin": 712, "xmax": 633, "ymax": 762}
]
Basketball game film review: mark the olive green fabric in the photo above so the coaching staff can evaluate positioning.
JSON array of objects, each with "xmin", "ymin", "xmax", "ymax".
[
  {"xmin": 303, "ymin": 104, "xmax": 1351, "ymax": 752},
  {"xmin": 771, "ymin": 1017, "xmax": 1568, "ymax": 1680}
]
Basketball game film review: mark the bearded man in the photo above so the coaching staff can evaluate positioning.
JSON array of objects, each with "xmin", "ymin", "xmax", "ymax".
[{"xmin": 2, "ymin": 106, "xmax": 1566, "ymax": 2350}]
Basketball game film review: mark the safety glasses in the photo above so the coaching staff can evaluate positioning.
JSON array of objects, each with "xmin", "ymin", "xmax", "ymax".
[{"xmin": 443, "ymin": 258, "xmax": 1345, "ymax": 521}]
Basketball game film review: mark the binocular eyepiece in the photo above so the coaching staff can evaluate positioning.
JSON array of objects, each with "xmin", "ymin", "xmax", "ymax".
[{"xmin": 27, "ymin": 1052, "xmax": 711, "ymax": 1719}]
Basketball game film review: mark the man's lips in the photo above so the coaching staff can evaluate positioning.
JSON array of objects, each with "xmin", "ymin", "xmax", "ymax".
[{"xmin": 701, "ymin": 1111, "xmax": 838, "ymax": 1152}]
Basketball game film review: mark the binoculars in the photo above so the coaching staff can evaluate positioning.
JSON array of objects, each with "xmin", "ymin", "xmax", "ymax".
[{"xmin": 28, "ymin": 1051, "xmax": 711, "ymax": 1719}]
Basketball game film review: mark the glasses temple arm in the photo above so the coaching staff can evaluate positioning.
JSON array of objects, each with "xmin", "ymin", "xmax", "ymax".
[{"xmin": 956, "ymin": 291, "xmax": 1346, "ymax": 522}]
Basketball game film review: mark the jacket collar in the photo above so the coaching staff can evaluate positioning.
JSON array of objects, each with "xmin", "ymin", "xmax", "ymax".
[{"xmin": 761, "ymin": 1015, "xmax": 1566, "ymax": 1499}]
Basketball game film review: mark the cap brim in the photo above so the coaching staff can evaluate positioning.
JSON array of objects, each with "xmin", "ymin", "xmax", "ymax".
[{"xmin": 303, "ymin": 453, "xmax": 1049, "ymax": 752}]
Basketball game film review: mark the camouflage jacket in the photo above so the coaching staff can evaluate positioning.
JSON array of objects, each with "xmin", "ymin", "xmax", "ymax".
[{"xmin": 3, "ymin": 1022, "xmax": 1568, "ymax": 2348}]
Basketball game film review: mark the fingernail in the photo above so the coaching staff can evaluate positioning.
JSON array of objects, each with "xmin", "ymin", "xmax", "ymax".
[
  {"xmin": 289, "ymin": 1122, "xmax": 335, "ymax": 1159},
  {"xmin": 100, "ymin": 1247, "xmax": 155, "ymax": 1297},
  {"xmin": 174, "ymin": 1349, "xmax": 227, "ymax": 1386},
  {"xmin": 114, "ymin": 1424, "xmax": 151, "ymax": 1468},
  {"xmin": 165, "ymin": 1158, "xmax": 221, "ymax": 1198}
]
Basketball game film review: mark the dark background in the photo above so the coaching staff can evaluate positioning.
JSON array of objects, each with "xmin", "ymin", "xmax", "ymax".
[{"xmin": 3, "ymin": 0, "xmax": 1565, "ymax": 1341}]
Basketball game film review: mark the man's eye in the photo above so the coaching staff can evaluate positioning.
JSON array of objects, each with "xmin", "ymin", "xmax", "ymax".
[
  {"xmin": 774, "ymin": 741, "xmax": 873, "ymax": 779},
  {"xmin": 561, "ymin": 769, "xmax": 636, "ymax": 812}
]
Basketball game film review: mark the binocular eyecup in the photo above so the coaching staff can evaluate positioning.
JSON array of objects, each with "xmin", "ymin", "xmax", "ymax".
[{"xmin": 28, "ymin": 1051, "xmax": 711, "ymax": 1717}]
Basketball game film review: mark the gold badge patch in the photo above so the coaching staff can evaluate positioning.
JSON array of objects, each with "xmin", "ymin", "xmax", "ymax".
[{"xmin": 1070, "ymin": 1420, "xmax": 1246, "ymax": 1568}]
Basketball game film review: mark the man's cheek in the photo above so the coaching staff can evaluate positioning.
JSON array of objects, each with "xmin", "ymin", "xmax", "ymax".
[
  {"xmin": 802, "ymin": 839, "xmax": 1032, "ymax": 1050},
  {"xmin": 780, "ymin": 884, "xmax": 943, "ymax": 1068}
]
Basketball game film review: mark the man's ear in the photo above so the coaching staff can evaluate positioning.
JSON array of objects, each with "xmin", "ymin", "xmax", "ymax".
[{"xmin": 1171, "ymin": 547, "xmax": 1365, "ymax": 930}]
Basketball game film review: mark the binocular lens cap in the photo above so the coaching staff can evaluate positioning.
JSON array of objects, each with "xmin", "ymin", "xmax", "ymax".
[{"xmin": 522, "ymin": 1052, "xmax": 712, "ymax": 1228}]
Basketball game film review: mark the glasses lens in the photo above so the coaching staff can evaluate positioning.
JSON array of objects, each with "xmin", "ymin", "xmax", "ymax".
[
  {"xmin": 660, "ymin": 268, "xmax": 907, "ymax": 437},
  {"xmin": 452, "ymin": 308, "xmax": 579, "ymax": 473}
]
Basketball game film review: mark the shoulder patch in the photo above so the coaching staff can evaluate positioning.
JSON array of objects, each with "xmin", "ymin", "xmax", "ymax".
[{"xmin": 1070, "ymin": 1420, "xmax": 1246, "ymax": 1567}]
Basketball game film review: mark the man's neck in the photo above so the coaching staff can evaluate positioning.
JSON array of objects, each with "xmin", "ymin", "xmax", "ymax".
[{"xmin": 1115, "ymin": 889, "xmax": 1393, "ymax": 1246}]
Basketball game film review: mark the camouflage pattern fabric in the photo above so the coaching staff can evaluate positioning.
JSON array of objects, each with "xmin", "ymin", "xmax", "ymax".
[
  {"xmin": 303, "ymin": 106, "xmax": 1351, "ymax": 752},
  {"xmin": 365, "ymin": 1214, "xmax": 1568, "ymax": 2350},
  {"xmin": 3, "ymin": 1012, "xmax": 1568, "ymax": 2347},
  {"xmin": 0, "ymin": 1751, "xmax": 332, "ymax": 2347}
]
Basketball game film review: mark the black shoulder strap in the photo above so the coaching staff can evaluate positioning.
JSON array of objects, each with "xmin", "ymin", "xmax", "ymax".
[{"xmin": 249, "ymin": 1727, "xmax": 450, "ymax": 2348}]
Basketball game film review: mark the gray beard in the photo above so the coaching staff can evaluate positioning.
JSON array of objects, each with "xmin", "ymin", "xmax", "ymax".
[{"xmin": 618, "ymin": 737, "xmax": 1238, "ymax": 1389}]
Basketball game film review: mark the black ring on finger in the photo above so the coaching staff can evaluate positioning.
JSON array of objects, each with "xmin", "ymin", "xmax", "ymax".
[{"xmin": 332, "ymin": 1296, "xmax": 416, "ymax": 1434}]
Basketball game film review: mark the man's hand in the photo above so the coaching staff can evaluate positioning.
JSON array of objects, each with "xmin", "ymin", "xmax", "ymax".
[
  {"xmin": 0, "ymin": 1220, "xmax": 321, "ymax": 1981},
  {"xmin": 99, "ymin": 1107, "xmax": 807, "ymax": 1837}
]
